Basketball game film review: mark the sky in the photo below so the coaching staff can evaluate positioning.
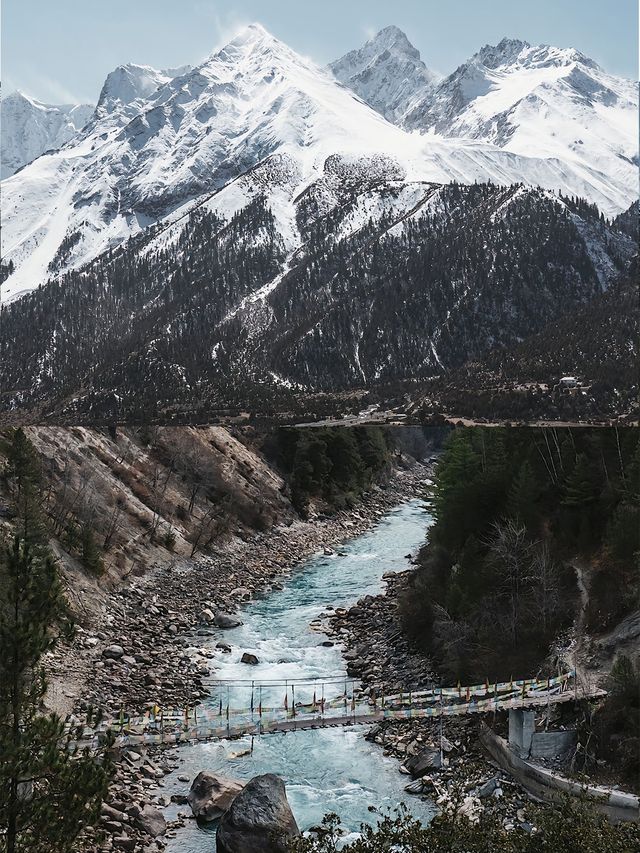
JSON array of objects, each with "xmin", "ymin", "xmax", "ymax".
[{"xmin": 3, "ymin": 0, "xmax": 638, "ymax": 104}]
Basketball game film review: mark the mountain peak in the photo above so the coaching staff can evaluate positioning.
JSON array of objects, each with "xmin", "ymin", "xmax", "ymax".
[
  {"xmin": 97, "ymin": 63, "xmax": 169, "ymax": 112},
  {"xmin": 474, "ymin": 37, "xmax": 601, "ymax": 73},
  {"xmin": 208, "ymin": 21, "xmax": 296, "ymax": 70},
  {"xmin": 95, "ymin": 62, "xmax": 196, "ymax": 116},
  {"xmin": 222, "ymin": 22, "xmax": 279, "ymax": 50},
  {"xmin": 476, "ymin": 37, "xmax": 530, "ymax": 68},
  {"xmin": 369, "ymin": 25, "xmax": 419, "ymax": 58},
  {"xmin": 329, "ymin": 26, "xmax": 437, "ymax": 123},
  {"xmin": 1, "ymin": 91, "xmax": 94, "ymax": 179}
]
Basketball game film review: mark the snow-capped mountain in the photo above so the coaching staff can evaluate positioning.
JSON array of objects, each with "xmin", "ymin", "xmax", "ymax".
[
  {"xmin": 1, "ymin": 90, "xmax": 93, "ymax": 179},
  {"xmin": 1, "ymin": 24, "xmax": 636, "ymax": 304},
  {"xmin": 329, "ymin": 25, "xmax": 438, "ymax": 122},
  {"xmin": 402, "ymin": 37, "xmax": 638, "ymax": 203}
]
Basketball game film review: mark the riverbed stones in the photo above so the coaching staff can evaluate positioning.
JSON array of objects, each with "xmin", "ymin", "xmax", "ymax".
[
  {"xmin": 240, "ymin": 652, "xmax": 259, "ymax": 665},
  {"xmin": 187, "ymin": 771, "xmax": 245, "ymax": 822},
  {"xmin": 231, "ymin": 587, "xmax": 252, "ymax": 600},
  {"xmin": 479, "ymin": 776, "xmax": 500, "ymax": 798},
  {"xmin": 216, "ymin": 774, "xmax": 300, "ymax": 853},
  {"xmin": 55, "ymin": 468, "xmax": 429, "ymax": 853}
]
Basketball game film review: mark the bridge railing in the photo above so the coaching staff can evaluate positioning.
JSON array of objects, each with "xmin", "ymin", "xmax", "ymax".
[{"xmin": 70, "ymin": 670, "xmax": 587, "ymax": 750}]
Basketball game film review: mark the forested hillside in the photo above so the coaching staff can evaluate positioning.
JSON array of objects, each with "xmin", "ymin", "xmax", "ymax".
[
  {"xmin": 1, "ymin": 185, "xmax": 634, "ymax": 422},
  {"xmin": 416, "ymin": 254, "xmax": 639, "ymax": 423},
  {"xmin": 400, "ymin": 426, "xmax": 640, "ymax": 785},
  {"xmin": 401, "ymin": 427, "xmax": 639, "ymax": 681}
]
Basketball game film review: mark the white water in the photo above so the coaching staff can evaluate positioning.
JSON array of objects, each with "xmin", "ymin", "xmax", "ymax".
[{"xmin": 162, "ymin": 498, "xmax": 435, "ymax": 849}]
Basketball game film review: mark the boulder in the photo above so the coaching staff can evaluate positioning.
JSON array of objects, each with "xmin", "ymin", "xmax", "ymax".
[
  {"xmin": 187, "ymin": 772, "xmax": 244, "ymax": 822},
  {"xmin": 200, "ymin": 607, "xmax": 215, "ymax": 623},
  {"xmin": 241, "ymin": 652, "xmax": 259, "ymax": 666},
  {"xmin": 214, "ymin": 612, "xmax": 242, "ymax": 629},
  {"xmin": 231, "ymin": 587, "xmax": 252, "ymax": 600},
  {"xmin": 478, "ymin": 776, "xmax": 500, "ymax": 798},
  {"xmin": 134, "ymin": 805, "xmax": 166, "ymax": 837},
  {"xmin": 405, "ymin": 747, "xmax": 442, "ymax": 777},
  {"xmin": 216, "ymin": 774, "xmax": 300, "ymax": 853},
  {"xmin": 103, "ymin": 644, "xmax": 125, "ymax": 659}
]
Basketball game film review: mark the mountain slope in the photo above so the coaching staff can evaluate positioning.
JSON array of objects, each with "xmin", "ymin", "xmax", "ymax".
[
  {"xmin": 2, "ymin": 25, "xmax": 636, "ymax": 303},
  {"xmin": 329, "ymin": 25, "xmax": 438, "ymax": 122},
  {"xmin": 1, "ymin": 90, "xmax": 93, "ymax": 179},
  {"xmin": 1, "ymin": 182, "xmax": 634, "ymax": 422}
]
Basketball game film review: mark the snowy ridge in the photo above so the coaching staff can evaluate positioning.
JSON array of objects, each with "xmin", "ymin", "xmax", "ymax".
[
  {"xmin": 401, "ymin": 37, "xmax": 638, "ymax": 211},
  {"xmin": 2, "ymin": 24, "xmax": 637, "ymax": 303}
]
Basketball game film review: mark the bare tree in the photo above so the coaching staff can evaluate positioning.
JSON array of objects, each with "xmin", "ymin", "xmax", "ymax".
[
  {"xmin": 103, "ymin": 495, "xmax": 124, "ymax": 550},
  {"xmin": 528, "ymin": 540, "xmax": 562, "ymax": 634},
  {"xmin": 189, "ymin": 504, "xmax": 219, "ymax": 557},
  {"xmin": 486, "ymin": 520, "xmax": 533, "ymax": 648}
]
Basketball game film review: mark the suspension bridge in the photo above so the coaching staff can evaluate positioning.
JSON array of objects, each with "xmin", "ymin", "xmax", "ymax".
[{"xmin": 75, "ymin": 670, "xmax": 605, "ymax": 750}]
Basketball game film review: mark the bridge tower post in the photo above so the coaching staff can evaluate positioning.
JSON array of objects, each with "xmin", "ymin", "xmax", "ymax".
[
  {"xmin": 508, "ymin": 708, "xmax": 535, "ymax": 758},
  {"xmin": 439, "ymin": 680, "xmax": 444, "ymax": 767}
]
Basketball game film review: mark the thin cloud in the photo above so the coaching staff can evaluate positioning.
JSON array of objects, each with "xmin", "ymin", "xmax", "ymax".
[
  {"xmin": 193, "ymin": 2, "xmax": 253, "ymax": 55},
  {"xmin": 29, "ymin": 72, "xmax": 91, "ymax": 105}
]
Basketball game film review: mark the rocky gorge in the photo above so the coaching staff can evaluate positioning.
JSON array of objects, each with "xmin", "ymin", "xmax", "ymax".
[{"xmin": 55, "ymin": 465, "xmax": 431, "ymax": 852}]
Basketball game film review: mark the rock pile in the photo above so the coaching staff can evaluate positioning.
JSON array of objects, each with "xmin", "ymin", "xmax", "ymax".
[
  {"xmin": 325, "ymin": 570, "xmax": 435, "ymax": 694},
  {"xmin": 366, "ymin": 702, "xmax": 543, "ymax": 832},
  {"xmin": 80, "ymin": 747, "xmax": 178, "ymax": 852}
]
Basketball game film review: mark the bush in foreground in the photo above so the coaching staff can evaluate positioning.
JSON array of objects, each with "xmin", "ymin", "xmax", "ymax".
[{"xmin": 287, "ymin": 796, "xmax": 640, "ymax": 853}]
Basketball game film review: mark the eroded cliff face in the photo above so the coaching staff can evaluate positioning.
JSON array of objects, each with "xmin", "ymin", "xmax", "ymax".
[{"xmin": 0, "ymin": 426, "xmax": 295, "ymax": 621}]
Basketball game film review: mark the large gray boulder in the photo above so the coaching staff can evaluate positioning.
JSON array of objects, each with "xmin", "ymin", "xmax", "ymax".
[
  {"xmin": 134, "ymin": 804, "xmax": 166, "ymax": 837},
  {"xmin": 214, "ymin": 612, "xmax": 242, "ymax": 629},
  {"xmin": 216, "ymin": 774, "xmax": 300, "ymax": 853},
  {"xmin": 103, "ymin": 644, "xmax": 125, "ymax": 659},
  {"xmin": 405, "ymin": 746, "xmax": 442, "ymax": 777},
  {"xmin": 187, "ymin": 772, "xmax": 244, "ymax": 822}
]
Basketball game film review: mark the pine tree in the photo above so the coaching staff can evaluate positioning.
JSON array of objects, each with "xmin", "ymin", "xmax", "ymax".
[
  {"xmin": 562, "ymin": 452, "xmax": 600, "ymax": 548},
  {"xmin": 1, "ymin": 428, "xmax": 46, "ymax": 544},
  {"xmin": 0, "ymin": 430, "xmax": 110, "ymax": 852},
  {"xmin": 0, "ymin": 539, "xmax": 110, "ymax": 853},
  {"xmin": 507, "ymin": 459, "xmax": 539, "ymax": 529},
  {"xmin": 562, "ymin": 453, "xmax": 598, "ymax": 507}
]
